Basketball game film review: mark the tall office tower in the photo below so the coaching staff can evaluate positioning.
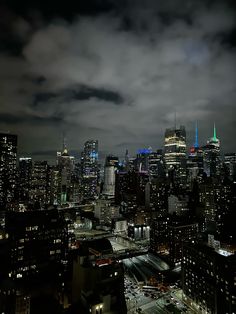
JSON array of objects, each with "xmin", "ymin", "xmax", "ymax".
[
  {"xmin": 145, "ymin": 178, "xmax": 169, "ymax": 217},
  {"xmin": 115, "ymin": 170, "xmax": 138, "ymax": 217},
  {"xmin": 148, "ymin": 149, "xmax": 165, "ymax": 178},
  {"xmin": 50, "ymin": 166, "xmax": 61, "ymax": 205},
  {"xmin": 71, "ymin": 238, "xmax": 127, "ymax": 313},
  {"xmin": 81, "ymin": 140, "xmax": 99, "ymax": 201},
  {"xmin": 214, "ymin": 180, "xmax": 235, "ymax": 240},
  {"xmin": 29, "ymin": 161, "xmax": 50, "ymax": 208},
  {"xmin": 57, "ymin": 143, "xmax": 75, "ymax": 204},
  {"xmin": 122, "ymin": 150, "xmax": 135, "ymax": 172},
  {"xmin": 103, "ymin": 155, "xmax": 119, "ymax": 197},
  {"xmin": 124, "ymin": 149, "xmax": 130, "ymax": 171},
  {"xmin": 18, "ymin": 157, "xmax": 32, "ymax": 203},
  {"xmin": 128, "ymin": 157, "xmax": 136, "ymax": 172},
  {"xmin": 135, "ymin": 148, "xmax": 152, "ymax": 172},
  {"xmin": 182, "ymin": 240, "xmax": 236, "ymax": 314},
  {"xmin": 136, "ymin": 171, "xmax": 149, "ymax": 206},
  {"xmin": 187, "ymin": 149, "xmax": 204, "ymax": 184},
  {"xmin": 224, "ymin": 152, "xmax": 236, "ymax": 180},
  {"xmin": 70, "ymin": 162, "xmax": 82, "ymax": 203},
  {"xmin": 202, "ymin": 124, "xmax": 221, "ymax": 177},
  {"xmin": 187, "ymin": 123, "xmax": 204, "ymax": 183},
  {"xmin": 115, "ymin": 169, "xmax": 149, "ymax": 208},
  {"xmin": 0, "ymin": 133, "xmax": 17, "ymax": 210},
  {"xmin": 164, "ymin": 125, "xmax": 187, "ymax": 186},
  {"xmin": 199, "ymin": 177, "xmax": 218, "ymax": 232},
  {"xmin": 115, "ymin": 171, "xmax": 130, "ymax": 204}
]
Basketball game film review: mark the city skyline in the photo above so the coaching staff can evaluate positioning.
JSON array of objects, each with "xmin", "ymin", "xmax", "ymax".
[
  {"xmin": 0, "ymin": 122, "xmax": 228, "ymax": 162},
  {"xmin": 0, "ymin": 0, "xmax": 236, "ymax": 159}
]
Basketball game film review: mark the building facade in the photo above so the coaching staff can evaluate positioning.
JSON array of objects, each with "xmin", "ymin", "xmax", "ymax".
[
  {"xmin": 164, "ymin": 126, "xmax": 187, "ymax": 186},
  {"xmin": 202, "ymin": 125, "xmax": 221, "ymax": 178},
  {"xmin": 103, "ymin": 156, "xmax": 119, "ymax": 197},
  {"xmin": 81, "ymin": 140, "xmax": 99, "ymax": 201},
  {"xmin": 71, "ymin": 238, "xmax": 126, "ymax": 313},
  {"xmin": 18, "ymin": 157, "xmax": 32, "ymax": 204},
  {"xmin": 182, "ymin": 241, "xmax": 236, "ymax": 314},
  {"xmin": 0, "ymin": 133, "xmax": 17, "ymax": 210},
  {"xmin": 29, "ymin": 161, "xmax": 50, "ymax": 207}
]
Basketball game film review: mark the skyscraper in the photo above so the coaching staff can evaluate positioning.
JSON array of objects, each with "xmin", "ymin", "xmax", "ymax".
[
  {"xmin": 224, "ymin": 152, "xmax": 236, "ymax": 180},
  {"xmin": 145, "ymin": 178, "xmax": 168, "ymax": 217},
  {"xmin": 199, "ymin": 178, "xmax": 217, "ymax": 232},
  {"xmin": 148, "ymin": 149, "xmax": 165, "ymax": 178},
  {"xmin": 0, "ymin": 133, "xmax": 17, "ymax": 210},
  {"xmin": 135, "ymin": 148, "xmax": 152, "ymax": 173},
  {"xmin": 103, "ymin": 155, "xmax": 119, "ymax": 197},
  {"xmin": 29, "ymin": 161, "xmax": 50, "ymax": 208},
  {"xmin": 81, "ymin": 140, "xmax": 99, "ymax": 201},
  {"xmin": 187, "ymin": 123, "xmax": 203, "ymax": 183},
  {"xmin": 18, "ymin": 157, "xmax": 32, "ymax": 203},
  {"xmin": 164, "ymin": 126, "xmax": 187, "ymax": 185},
  {"xmin": 57, "ymin": 142, "xmax": 75, "ymax": 204},
  {"xmin": 50, "ymin": 166, "xmax": 61, "ymax": 205},
  {"xmin": 202, "ymin": 124, "xmax": 221, "ymax": 177}
]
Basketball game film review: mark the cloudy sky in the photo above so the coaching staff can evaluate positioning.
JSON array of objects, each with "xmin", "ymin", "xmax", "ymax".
[{"xmin": 0, "ymin": 0, "xmax": 236, "ymax": 161}]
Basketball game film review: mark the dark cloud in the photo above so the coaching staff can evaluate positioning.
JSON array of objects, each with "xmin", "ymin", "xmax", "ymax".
[
  {"xmin": 33, "ymin": 85, "xmax": 123, "ymax": 107},
  {"xmin": 0, "ymin": 0, "xmax": 236, "ymax": 161},
  {"xmin": 0, "ymin": 112, "xmax": 63, "ymax": 125}
]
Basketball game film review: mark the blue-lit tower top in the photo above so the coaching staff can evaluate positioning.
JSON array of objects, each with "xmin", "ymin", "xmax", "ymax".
[
  {"xmin": 194, "ymin": 122, "xmax": 199, "ymax": 149},
  {"xmin": 137, "ymin": 148, "xmax": 152, "ymax": 155}
]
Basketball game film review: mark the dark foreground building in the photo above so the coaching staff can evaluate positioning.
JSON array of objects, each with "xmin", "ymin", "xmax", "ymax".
[
  {"xmin": 182, "ymin": 241, "xmax": 236, "ymax": 314},
  {"xmin": 69, "ymin": 238, "xmax": 127, "ymax": 314},
  {"xmin": 0, "ymin": 209, "xmax": 68, "ymax": 314},
  {"xmin": 150, "ymin": 215, "xmax": 198, "ymax": 266}
]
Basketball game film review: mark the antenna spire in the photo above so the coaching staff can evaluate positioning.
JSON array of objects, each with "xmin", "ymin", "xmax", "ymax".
[
  {"xmin": 194, "ymin": 121, "xmax": 199, "ymax": 148},
  {"xmin": 62, "ymin": 132, "xmax": 68, "ymax": 154},
  {"xmin": 62, "ymin": 132, "xmax": 66, "ymax": 149},
  {"xmin": 213, "ymin": 122, "xmax": 217, "ymax": 141}
]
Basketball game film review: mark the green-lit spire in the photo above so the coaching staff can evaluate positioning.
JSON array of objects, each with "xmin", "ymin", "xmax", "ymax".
[{"xmin": 213, "ymin": 123, "xmax": 217, "ymax": 141}]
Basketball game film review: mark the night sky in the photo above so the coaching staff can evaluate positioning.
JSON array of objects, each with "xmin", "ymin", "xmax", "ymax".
[{"xmin": 0, "ymin": 0, "xmax": 236, "ymax": 161}]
